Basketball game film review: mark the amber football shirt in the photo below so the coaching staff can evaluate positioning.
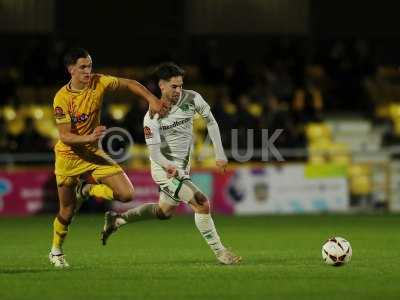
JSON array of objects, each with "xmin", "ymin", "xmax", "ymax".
[{"xmin": 53, "ymin": 74, "xmax": 119, "ymax": 158}]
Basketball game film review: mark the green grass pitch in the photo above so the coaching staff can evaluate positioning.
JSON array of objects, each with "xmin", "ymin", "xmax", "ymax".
[{"xmin": 0, "ymin": 214, "xmax": 399, "ymax": 300}]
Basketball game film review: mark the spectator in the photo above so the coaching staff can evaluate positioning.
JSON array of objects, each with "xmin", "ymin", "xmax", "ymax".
[
  {"xmin": 212, "ymin": 89, "xmax": 238, "ymax": 148},
  {"xmin": 292, "ymin": 84, "xmax": 323, "ymax": 125},
  {"xmin": 228, "ymin": 59, "xmax": 254, "ymax": 101},
  {"xmin": 262, "ymin": 95, "xmax": 304, "ymax": 149}
]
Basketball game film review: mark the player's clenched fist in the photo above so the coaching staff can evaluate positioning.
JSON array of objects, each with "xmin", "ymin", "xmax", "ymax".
[
  {"xmin": 216, "ymin": 160, "xmax": 228, "ymax": 173},
  {"xmin": 89, "ymin": 126, "xmax": 106, "ymax": 142},
  {"xmin": 165, "ymin": 164, "xmax": 177, "ymax": 178}
]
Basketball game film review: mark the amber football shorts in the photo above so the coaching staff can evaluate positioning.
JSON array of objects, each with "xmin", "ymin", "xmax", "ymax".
[{"xmin": 55, "ymin": 150, "xmax": 122, "ymax": 186}]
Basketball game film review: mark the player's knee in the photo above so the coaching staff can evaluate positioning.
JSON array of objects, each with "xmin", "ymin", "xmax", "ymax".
[
  {"xmin": 115, "ymin": 188, "xmax": 135, "ymax": 202},
  {"xmin": 194, "ymin": 191, "xmax": 208, "ymax": 205},
  {"xmin": 59, "ymin": 206, "xmax": 74, "ymax": 222},
  {"xmin": 155, "ymin": 206, "xmax": 172, "ymax": 220},
  {"xmin": 194, "ymin": 192, "xmax": 210, "ymax": 214}
]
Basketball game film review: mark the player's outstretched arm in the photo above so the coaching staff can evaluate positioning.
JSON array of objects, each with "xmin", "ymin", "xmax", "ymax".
[
  {"xmin": 57, "ymin": 123, "xmax": 106, "ymax": 145},
  {"xmin": 205, "ymin": 112, "xmax": 228, "ymax": 172},
  {"xmin": 194, "ymin": 92, "xmax": 228, "ymax": 172},
  {"xmin": 118, "ymin": 78, "xmax": 163, "ymax": 113}
]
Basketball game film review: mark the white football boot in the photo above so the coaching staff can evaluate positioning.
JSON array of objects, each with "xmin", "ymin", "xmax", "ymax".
[
  {"xmin": 216, "ymin": 248, "xmax": 242, "ymax": 265},
  {"xmin": 49, "ymin": 252, "xmax": 70, "ymax": 268}
]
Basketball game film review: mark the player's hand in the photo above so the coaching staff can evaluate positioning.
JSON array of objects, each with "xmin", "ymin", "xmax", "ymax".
[
  {"xmin": 88, "ymin": 126, "xmax": 106, "ymax": 142},
  {"xmin": 216, "ymin": 160, "xmax": 228, "ymax": 173},
  {"xmin": 150, "ymin": 99, "xmax": 170, "ymax": 114},
  {"xmin": 166, "ymin": 164, "xmax": 178, "ymax": 178},
  {"xmin": 149, "ymin": 99, "xmax": 164, "ymax": 113}
]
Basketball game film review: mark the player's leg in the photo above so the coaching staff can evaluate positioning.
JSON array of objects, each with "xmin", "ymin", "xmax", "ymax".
[
  {"xmin": 76, "ymin": 171, "xmax": 132, "ymax": 205},
  {"xmin": 118, "ymin": 194, "xmax": 176, "ymax": 224},
  {"xmin": 178, "ymin": 180, "xmax": 224, "ymax": 253},
  {"xmin": 49, "ymin": 176, "xmax": 78, "ymax": 268},
  {"xmin": 76, "ymin": 178, "xmax": 114, "ymax": 204},
  {"xmin": 96, "ymin": 171, "xmax": 134, "ymax": 202},
  {"xmin": 100, "ymin": 192, "xmax": 177, "ymax": 245},
  {"xmin": 101, "ymin": 163, "xmax": 176, "ymax": 233},
  {"xmin": 99, "ymin": 170, "xmax": 164, "ymax": 245},
  {"xmin": 178, "ymin": 180, "xmax": 242, "ymax": 264},
  {"xmin": 76, "ymin": 163, "xmax": 128, "ymax": 204}
]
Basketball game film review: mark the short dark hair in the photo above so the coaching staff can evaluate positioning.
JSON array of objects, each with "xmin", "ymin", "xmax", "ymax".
[
  {"xmin": 155, "ymin": 62, "xmax": 185, "ymax": 81},
  {"xmin": 64, "ymin": 48, "xmax": 90, "ymax": 68}
]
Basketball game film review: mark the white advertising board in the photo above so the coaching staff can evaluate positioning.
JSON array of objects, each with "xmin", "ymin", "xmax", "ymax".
[{"xmin": 227, "ymin": 165, "xmax": 349, "ymax": 214}]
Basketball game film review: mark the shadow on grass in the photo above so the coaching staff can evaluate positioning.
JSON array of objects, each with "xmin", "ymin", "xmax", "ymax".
[{"xmin": 0, "ymin": 268, "xmax": 59, "ymax": 274}]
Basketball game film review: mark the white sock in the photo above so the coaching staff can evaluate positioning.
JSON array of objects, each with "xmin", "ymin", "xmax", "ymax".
[
  {"xmin": 51, "ymin": 246, "xmax": 62, "ymax": 255},
  {"xmin": 194, "ymin": 213, "xmax": 225, "ymax": 254},
  {"xmin": 115, "ymin": 217, "xmax": 127, "ymax": 227},
  {"xmin": 115, "ymin": 203, "xmax": 160, "ymax": 227}
]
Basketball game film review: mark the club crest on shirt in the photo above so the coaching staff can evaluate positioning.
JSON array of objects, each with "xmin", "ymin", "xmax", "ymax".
[
  {"xmin": 144, "ymin": 126, "xmax": 153, "ymax": 139},
  {"xmin": 54, "ymin": 106, "xmax": 65, "ymax": 119},
  {"xmin": 179, "ymin": 103, "xmax": 190, "ymax": 111}
]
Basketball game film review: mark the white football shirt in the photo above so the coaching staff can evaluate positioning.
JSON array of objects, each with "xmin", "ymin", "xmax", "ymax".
[{"xmin": 143, "ymin": 89, "xmax": 211, "ymax": 169}]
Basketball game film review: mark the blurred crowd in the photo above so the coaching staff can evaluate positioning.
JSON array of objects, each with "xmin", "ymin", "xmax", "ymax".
[{"xmin": 1, "ymin": 36, "xmax": 398, "ymax": 156}]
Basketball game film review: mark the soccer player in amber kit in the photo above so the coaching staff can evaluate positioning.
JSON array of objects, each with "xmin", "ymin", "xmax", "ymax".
[{"xmin": 49, "ymin": 48, "xmax": 166, "ymax": 268}]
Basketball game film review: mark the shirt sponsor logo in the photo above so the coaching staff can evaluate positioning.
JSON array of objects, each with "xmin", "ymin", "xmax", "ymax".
[
  {"xmin": 71, "ymin": 113, "xmax": 89, "ymax": 124},
  {"xmin": 54, "ymin": 106, "xmax": 66, "ymax": 119},
  {"xmin": 144, "ymin": 126, "xmax": 153, "ymax": 139},
  {"xmin": 161, "ymin": 118, "xmax": 191, "ymax": 130}
]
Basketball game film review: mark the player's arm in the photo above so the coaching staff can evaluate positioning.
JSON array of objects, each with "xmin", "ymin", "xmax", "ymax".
[
  {"xmin": 57, "ymin": 122, "xmax": 106, "ymax": 145},
  {"xmin": 204, "ymin": 111, "xmax": 228, "ymax": 172},
  {"xmin": 118, "ymin": 78, "xmax": 163, "ymax": 113},
  {"xmin": 147, "ymin": 143, "xmax": 182, "ymax": 178},
  {"xmin": 195, "ymin": 93, "xmax": 228, "ymax": 172},
  {"xmin": 144, "ymin": 117, "xmax": 180, "ymax": 178}
]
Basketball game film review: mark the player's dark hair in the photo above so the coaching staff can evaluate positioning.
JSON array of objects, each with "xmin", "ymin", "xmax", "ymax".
[
  {"xmin": 155, "ymin": 62, "xmax": 185, "ymax": 81},
  {"xmin": 64, "ymin": 48, "xmax": 90, "ymax": 68}
]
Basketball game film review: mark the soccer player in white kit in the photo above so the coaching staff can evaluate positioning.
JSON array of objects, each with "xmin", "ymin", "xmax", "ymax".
[{"xmin": 101, "ymin": 62, "xmax": 241, "ymax": 265}]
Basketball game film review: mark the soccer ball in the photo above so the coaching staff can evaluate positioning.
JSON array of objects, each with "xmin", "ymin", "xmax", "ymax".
[{"xmin": 321, "ymin": 236, "xmax": 352, "ymax": 266}]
